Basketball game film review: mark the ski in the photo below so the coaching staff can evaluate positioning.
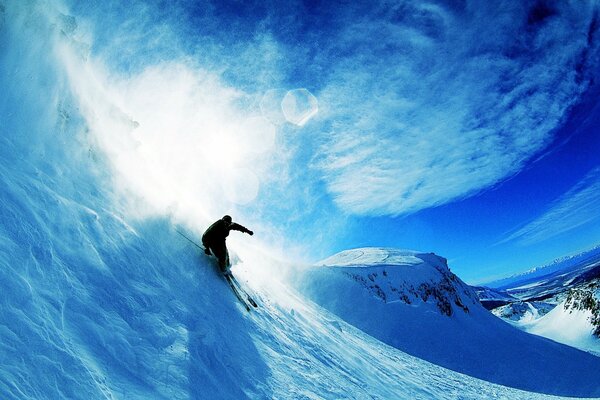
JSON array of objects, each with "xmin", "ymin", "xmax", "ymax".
[
  {"xmin": 228, "ymin": 274, "xmax": 258, "ymax": 308},
  {"xmin": 225, "ymin": 273, "xmax": 251, "ymax": 312},
  {"xmin": 176, "ymin": 229, "xmax": 204, "ymax": 251}
]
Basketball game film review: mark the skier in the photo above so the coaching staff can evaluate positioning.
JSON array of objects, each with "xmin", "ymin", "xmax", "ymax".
[{"xmin": 202, "ymin": 215, "xmax": 253, "ymax": 274}]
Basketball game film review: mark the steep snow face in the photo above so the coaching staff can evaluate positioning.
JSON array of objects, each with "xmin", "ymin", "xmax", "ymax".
[
  {"xmin": 0, "ymin": 157, "xmax": 563, "ymax": 398},
  {"xmin": 297, "ymin": 248, "xmax": 600, "ymax": 397},
  {"xmin": 0, "ymin": 188, "xmax": 571, "ymax": 400},
  {"xmin": 521, "ymin": 301, "xmax": 600, "ymax": 356}
]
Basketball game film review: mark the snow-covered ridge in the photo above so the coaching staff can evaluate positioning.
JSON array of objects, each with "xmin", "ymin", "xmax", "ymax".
[
  {"xmin": 317, "ymin": 248, "xmax": 476, "ymax": 316},
  {"xmin": 317, "ymin": 247, "xmax": 429, "ymax": 267}
]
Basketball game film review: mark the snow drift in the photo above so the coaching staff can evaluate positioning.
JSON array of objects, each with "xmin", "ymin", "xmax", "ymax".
[{"xmin": 295, "ymin": 248, "xmax": 600, "ymax": 397}]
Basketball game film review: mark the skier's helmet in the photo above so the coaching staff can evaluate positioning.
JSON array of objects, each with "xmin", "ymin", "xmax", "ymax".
[{"xmin": 223, "ymin": 215, "xmax": 232, "ymax": 223}]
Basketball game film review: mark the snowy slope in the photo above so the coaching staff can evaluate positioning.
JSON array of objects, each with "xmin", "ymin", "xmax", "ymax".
[
  {"xmin": 521, "ymin": 301, "xmax": 600, "ymax": 356},
  {"xmin": 296, "ymin": 248, "xmax": 600, "ymax": 397},
  {"xmin": 478, "ymin": 248, "xmax": 600, "ymax": 355},
  {"xmin": 2, "ymin": 2, "xmax": 600, "ymax": 399},
  {"xmin": 0, "ymin": 161, "xmax": 572, "ymax": 400},
  {"xmin": 490, "ymin": 280, "xmax": 600, "ymax": 356},
  {"xmin": 492, "ymin": 301, "xmax": 554, "ymax": 322}
]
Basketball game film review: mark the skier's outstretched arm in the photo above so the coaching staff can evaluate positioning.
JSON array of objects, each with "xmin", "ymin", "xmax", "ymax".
[{"xmin": 230, "ymin": 223, "xmax": 253, "ymax": 235}]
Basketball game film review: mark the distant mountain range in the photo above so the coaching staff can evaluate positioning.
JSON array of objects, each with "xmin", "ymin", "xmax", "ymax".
[{"xmin": 483, "ymin": 244, "xmax": 600, "ymax": 290}]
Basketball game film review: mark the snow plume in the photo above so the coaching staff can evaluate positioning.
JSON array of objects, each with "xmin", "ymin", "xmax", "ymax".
[
  {"xmin": 57, "ymin": 37, "xmax": 276, "ymax": 225},
  {"xmin": 0, "ymin": 1, "xmax": 73, "ymax": 156},
  {"xmin": 2, "ymin": 1, "xmax": 285, "ymax": 261},
  {"xmin": 500, "ymin": 167, "xmax": 600, "ymax": 245},
  {"xmin": 315, "ymin": 1, "xmax": 600, "ymax": 216},
  {"xmin": 61, "ymin": 56, "xmax": 272, "ymax": 221}
]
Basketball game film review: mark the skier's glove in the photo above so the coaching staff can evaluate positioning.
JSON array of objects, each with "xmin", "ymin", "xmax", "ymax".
[
  {"xmin": 248, "ymin": 230, "xmax": 254, "ymax": 236},
  {"xmin": 204, "ymin": 247, "xmax": 211, "ymax": 255}
]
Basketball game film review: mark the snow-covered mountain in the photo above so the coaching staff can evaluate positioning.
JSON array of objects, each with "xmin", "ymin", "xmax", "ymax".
[
  {"xmin": 521, "ymin": 290, "xmax": 600, "ymax": 356},
  {"xmin": 492, "ymin": 301, "xmax": 554, "ymax": 322},
  {"xmin": 488, "ymin": 277, "xmax": 600, "ymax": 356},
  {"xmin": 485, "ymin": 244, "xmax": 600, "ymax": 291},
  {"xmin": 476, "ymin": 246, "xmax": 600, "ymax": 355},
  {"xmin": 295, "ymin": 248, "xmax": 600, "ymax": 397},
  {"xmin": 314, "ymin": 248, "xmax": 477, "ymax": 317}
]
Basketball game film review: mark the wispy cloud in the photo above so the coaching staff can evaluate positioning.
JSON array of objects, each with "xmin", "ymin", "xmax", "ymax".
[
  {"xmin": 314, "ymin": 1, "xmax": 600, "ymax": 216},
  {"xmin": 499, "ymin": 167, "xmax": 600, "ymax": 245}
]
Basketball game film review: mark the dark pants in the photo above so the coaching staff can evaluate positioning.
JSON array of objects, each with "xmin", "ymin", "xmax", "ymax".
[{"xmin": 207, "ymin": 241, "xmax": 230, "ymax": 273}]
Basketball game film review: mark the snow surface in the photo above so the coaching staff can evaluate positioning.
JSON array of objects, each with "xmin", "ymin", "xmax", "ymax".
[
  {"xmin": 317, "ymin": 247, "xmax": 426, "ymax": 268},
  {"xmin": 0, "ymin": 162, "xmax": 572, "ymax": 399},
  {"xmin": 515, "ymin": 301, "xmax": 600, "ymax": 356},
  {"xmin": 298, "ymin": 248, "xmax": 600, "ymax": 397},
  {"xmin": 479, "ymin": 250, "xmax": 600, "ymax": 356},
  {"xmin": 2, "ymin": 2, "xmax": 600, "ymax": 399}
]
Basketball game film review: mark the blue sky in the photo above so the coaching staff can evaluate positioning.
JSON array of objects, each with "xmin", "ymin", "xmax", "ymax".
[{"xmin": 16, "ymin": 0, "xmax": 600, "ymax": 284}]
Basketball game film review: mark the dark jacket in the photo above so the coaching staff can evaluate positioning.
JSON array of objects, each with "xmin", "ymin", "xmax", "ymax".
[{"xmin": 202, "ymin": 219, "xmax": 251, "ymax": 246}]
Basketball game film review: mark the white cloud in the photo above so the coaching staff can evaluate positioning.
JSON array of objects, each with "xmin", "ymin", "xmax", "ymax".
[
  {"xmin": 500, "ymin": 168, "xmax": 600, "ymax": 245},
  {"xmin": 315, "ymin": 1, "xmax": 599, "ymax": 216}
]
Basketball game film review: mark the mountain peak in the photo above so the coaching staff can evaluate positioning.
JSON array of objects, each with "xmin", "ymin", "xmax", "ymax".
[{"xmin": 310, "ymin": 247, "xmax": 475, "ymax": 318}]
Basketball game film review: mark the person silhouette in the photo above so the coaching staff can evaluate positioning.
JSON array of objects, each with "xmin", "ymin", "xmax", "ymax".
[{"xmin": 202, "ymin": 215, "xmax": 253, "ymax": 274}]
